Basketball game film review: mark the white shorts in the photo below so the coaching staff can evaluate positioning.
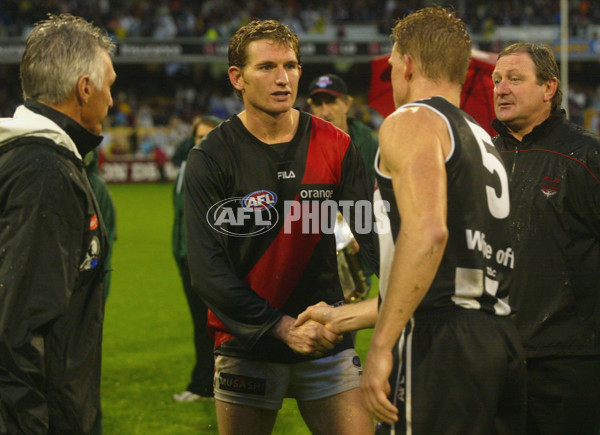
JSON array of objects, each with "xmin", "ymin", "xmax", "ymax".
[{"xmin": 214, "ymin": 349, "xmax": 363, "ymax": 410}]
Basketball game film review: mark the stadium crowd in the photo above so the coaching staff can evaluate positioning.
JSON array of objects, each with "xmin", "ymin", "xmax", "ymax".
[
  {"xmin": 1, "ymin": 0, "xmax": 599, "ymax": 158},
  {"xmin": 1, "ymin": 4, "xmax": 600, "ymax": 433},
  {"xmin": 1, "ymin": 0, "xmax": 599, "ymax": 38}
]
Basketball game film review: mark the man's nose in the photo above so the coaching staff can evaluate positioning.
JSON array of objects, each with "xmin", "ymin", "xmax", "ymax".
[
  {"xmin": 275, "ymin": 66, "xmax": 289, "ymax": 84},
  {"xmin": 495, "ymin": 79, "xmax": 510, "ymax": 95}
]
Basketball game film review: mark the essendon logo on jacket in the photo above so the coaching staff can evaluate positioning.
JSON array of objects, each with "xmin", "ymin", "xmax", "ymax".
[{"xmin": 540, "ymin": 176, "xmax": 560, "ymax": 199}]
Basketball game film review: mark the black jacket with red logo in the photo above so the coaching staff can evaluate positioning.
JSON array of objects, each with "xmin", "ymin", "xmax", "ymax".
[
  {"xmin": 184, "ymin": 110, "xmax": 378, "ymax": 363},
  {"xmin": 492, "ymin": 108, "xmax": 600, "ymax": 358},
  {"xmin": 0, "ymin": 100, "xmax": 108, "ymax": 433}
]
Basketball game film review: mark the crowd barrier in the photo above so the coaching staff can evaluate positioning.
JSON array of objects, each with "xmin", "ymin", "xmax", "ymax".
[{"xmin": 101, "ymin": 157, "xmax": 178, "ymax": 183}]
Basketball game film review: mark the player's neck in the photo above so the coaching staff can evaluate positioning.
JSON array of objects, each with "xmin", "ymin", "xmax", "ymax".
[
  {"xmin": 408, "ymin": 79, "xmax": 462, "ymax": 107},
  {"xmin": 238, "ymin": 108, "xmax": 300, "ymax": 144}
]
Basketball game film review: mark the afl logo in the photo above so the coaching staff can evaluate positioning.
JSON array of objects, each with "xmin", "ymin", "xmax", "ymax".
[
  {"xmin": 242, "ymin": 190, "xmax": 277, "ymax": 210},
  {"xmin": 207, "ymin": 193, "xmax": 279, "ymax": 237}
]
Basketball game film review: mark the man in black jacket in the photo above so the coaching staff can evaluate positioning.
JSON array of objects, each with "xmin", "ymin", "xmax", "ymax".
[
  {"xmin": 0, "ymin": 14, "xmax": 116, "ymax": 434},
  {"xmin": 492, "ymin": 42, "xmax": 600, "ymax": 434}
]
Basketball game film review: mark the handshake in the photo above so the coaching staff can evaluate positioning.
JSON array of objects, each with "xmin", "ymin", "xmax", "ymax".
[{"xmin": 269, "ymin": 298, "xmax": 378, "ymax": 356}]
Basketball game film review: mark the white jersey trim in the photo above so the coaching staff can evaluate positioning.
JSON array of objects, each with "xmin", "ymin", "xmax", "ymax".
[
  {"xmin": 402, "ymin": 100, "xmax": 456, "ymax": 164},
  {"xmin": 374, "ymin": 147, "xmax": 391, "ymax": 180}
]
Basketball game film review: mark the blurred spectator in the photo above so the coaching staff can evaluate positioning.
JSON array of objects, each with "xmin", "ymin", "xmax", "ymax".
[
  {"xmin": 1, "ymin": 0, "xmax": 597, "ymax": 38},
  {"xmin": 172, "ymin": 115, "xmax": 221, "ymax": 402}
]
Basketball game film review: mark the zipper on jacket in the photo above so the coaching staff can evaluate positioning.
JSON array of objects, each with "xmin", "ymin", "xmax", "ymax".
[{"xmin": 510, "ymin": 147, "xmax": 519, "ymax": 179}]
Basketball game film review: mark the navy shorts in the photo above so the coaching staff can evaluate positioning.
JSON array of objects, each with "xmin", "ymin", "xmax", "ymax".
[{"xmin": 377, "ymin": 308, "xmax": 526, "ymax": 435}]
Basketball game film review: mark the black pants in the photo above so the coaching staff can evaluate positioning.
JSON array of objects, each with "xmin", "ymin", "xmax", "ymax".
[
  {"xmin": 176, "ymin": 257, "xmax": 215, "ymax": 396},
  {"xmin": 378, "ymin": 309, "xmax": 527, "ymax": 435},
  {"xmin": 526, "ymin": 355, "xmax": 600, "ymax": 435}
]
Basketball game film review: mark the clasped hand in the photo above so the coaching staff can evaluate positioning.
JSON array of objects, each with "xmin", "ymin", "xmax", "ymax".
[
  {"xmin": 291, "ymin": 302, "xmax": 341, "ymax": 356},
  {"xmin": 273, "ymin": 303, "xmax": 341, "ymax": 357}
]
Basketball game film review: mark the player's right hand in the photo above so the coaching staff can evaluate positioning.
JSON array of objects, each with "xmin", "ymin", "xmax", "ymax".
[
  {"xmin": 271, "ymin": 315, "xmax": 342, "ymax": 356},
  {"xmin": 361, "ymin": 345, "xmax": 398, "ymax": 425}
]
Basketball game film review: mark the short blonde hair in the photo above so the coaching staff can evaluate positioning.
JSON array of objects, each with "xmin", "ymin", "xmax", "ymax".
[{"xmin": 392, "ymin": 7, "xmax": 471, "ymax": 85}]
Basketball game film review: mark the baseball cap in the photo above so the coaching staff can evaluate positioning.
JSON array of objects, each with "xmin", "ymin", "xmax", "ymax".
[{"xmin": 308, "ymin": 74, "xmax": 348, "ymax": 98}]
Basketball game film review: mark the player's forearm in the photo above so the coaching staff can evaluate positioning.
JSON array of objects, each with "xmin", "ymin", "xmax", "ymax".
[
  {"xmin": 268, "ymin": 314, "xmax": 294, "ymax": 341},
  {"xmin": 331, "ymin": 297, "xmax": 378, "ymax": 332},
  {"xmin": 371, "ymin": 225, "xmax": 447, "ymax": 351}
]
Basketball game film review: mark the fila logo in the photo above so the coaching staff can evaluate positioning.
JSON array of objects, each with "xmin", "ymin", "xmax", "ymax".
[{"xmin": 277, "ymin": 170, "xmax": 296, "ymax": 180}]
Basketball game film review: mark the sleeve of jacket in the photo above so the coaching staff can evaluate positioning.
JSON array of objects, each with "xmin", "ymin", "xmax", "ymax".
[
  {"xmin": 337, "ymin": 141, "xmax": 380, "ymax": 276},
  {"xmin": 576, "ymin": 134, "xmax": 600, "ymax": 238},
  {"xmin": 184, "ymin": 147, "xmax": 282, "ymax": 350},
  {"xmin": 0, "ymin": 149, "xmax": 87, "ymax": 433},
  {"xmin": 586, "ymin": 137, "xmax": 600, "ymax": 232}
]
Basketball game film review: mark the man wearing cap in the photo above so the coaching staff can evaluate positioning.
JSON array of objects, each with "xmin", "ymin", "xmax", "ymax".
[
  {"xmin": 308, "ymin": 74, "xmax": 379, "ymax": 182},
  {"xmin": 308, "ymin": 74, "xmax": 379, "ymax": 300}
]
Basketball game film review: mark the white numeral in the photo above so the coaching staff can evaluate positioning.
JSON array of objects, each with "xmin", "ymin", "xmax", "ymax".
[{"xmin": 467, "ymin": 120, "xmax": 510, "ymax": 219}]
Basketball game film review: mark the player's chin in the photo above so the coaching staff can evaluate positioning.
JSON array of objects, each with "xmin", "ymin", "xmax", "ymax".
[{"xmin": 265, "ymin": 102, "xmax": 294, "ymax": 115}]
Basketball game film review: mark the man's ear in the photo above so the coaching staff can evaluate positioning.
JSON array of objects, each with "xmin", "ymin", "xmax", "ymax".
[
  {"xmin": 543, "ymin": 77, "xmax": 559, "ymax": 103},
  {"xmin": 403, "ymin": 53, "xmax": 414, "ymax": 81},
  {"xmin": 76, "ymin": 75, "xmax": 92, "ymax": 105},
  {"xmin": 342, "ymin": 95, "xmax": 354, "ymax": 111},
  {"xmin": 228, "ymin": 66, "xmax": 244, "ymax": 93}
]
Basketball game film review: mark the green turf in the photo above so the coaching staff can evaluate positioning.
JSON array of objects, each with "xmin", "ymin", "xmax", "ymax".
[{"xmin": 102, "ymin": 183, "xmax": 374, "ymax": 434}]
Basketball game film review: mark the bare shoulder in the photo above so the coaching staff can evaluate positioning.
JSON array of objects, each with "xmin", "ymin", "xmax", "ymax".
[{"xmin": 379, "ymin": 105, "xmax": 448, "ymax": 165}]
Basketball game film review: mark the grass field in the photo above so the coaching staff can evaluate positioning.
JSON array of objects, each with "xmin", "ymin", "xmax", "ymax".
[{"xmin": 101, "ymin": 183, "xmax": 375, "ymax": 434}]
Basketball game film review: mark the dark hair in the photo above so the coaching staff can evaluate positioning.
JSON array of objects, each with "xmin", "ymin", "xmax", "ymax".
[
  {"xmin": 192, "ymin": 116, "xmax": 221, "ymax": 137},
  {"xmin": 497, "ymin": 42, "xmax": 562, "ymax": 110},
  {"xmin": 391, "ymin": 6, "xmax": 472, "ymax": 85}
]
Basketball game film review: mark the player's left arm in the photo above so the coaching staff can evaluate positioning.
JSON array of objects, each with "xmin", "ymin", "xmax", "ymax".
[{"xmin": 361, "ymin": 106, "xmax": 451, "ymax": 424}]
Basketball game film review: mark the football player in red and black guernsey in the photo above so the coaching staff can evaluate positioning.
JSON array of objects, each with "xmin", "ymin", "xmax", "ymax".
[{"xmin": 184, "ymin": 19, "xmax": 378, "ymax": 434}]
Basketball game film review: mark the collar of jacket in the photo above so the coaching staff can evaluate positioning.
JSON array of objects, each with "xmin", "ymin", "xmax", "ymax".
[
  {"xmin": 491, "ymin": 107, "xmax": 565, "ymax": 147},
  {"xmin": 24, "ymin": 99, "xmax": 103, "ymax": 159}
]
